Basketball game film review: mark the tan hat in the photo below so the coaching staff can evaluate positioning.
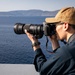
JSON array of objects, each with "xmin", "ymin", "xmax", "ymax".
[{"xmin": 45, "ymin": 7, "xmax": 75, "ymax": 25}]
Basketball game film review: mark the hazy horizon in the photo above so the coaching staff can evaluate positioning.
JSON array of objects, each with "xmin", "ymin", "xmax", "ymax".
[
  {"xmin": 0, "ymin": 9, "xmax": 59, "ymax": 12},
  {"xmin": 0, "ymin": 0, "xmax": 75, "ymax": 12}
]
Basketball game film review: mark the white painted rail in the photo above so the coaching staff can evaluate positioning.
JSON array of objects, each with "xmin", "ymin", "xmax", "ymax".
[{"xmin": 0, "ymin": 64, "xmax": 39, "ymax": 75}]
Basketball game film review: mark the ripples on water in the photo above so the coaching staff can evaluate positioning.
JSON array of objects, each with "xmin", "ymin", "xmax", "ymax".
[{"xmin": 0, "ymin": 16, "xmax": 64, "ymax": 64}]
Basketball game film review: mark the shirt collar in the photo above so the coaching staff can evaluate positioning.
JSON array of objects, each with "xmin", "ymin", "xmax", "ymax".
[{"xmin": 68, "ymin": 33, "xmax": 75, "ymax": 44}]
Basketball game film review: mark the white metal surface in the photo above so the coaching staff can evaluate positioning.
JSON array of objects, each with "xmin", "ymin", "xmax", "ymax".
[{"xmin": 0, "ymin": 64, "xmax": 39, "ymax": 75}]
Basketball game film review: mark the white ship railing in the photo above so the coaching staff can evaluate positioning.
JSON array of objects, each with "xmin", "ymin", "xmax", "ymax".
[{"xmin": 0, "ymin": 64, "xmax": 39, "ymax": 75}]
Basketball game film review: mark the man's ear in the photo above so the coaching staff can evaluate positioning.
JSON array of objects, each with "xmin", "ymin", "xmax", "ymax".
[{"xmin": 63, "ymin": 23, "xmax": 69, "ymax": 31}]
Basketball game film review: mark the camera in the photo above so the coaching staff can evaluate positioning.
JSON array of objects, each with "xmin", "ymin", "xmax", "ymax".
[{"xmin": 14, "ymin": 22, "xmax": 56, "ymax": 39}]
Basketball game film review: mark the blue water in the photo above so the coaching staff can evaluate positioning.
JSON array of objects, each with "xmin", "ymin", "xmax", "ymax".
[{"xmin": 0, "ymin": 16, "xmax": 63, "ymax": 64}]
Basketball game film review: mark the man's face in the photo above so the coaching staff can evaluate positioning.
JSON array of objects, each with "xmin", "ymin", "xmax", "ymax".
[{"xmin": 55, "ymin": 23, "xmax": 66, "ymax": 40}]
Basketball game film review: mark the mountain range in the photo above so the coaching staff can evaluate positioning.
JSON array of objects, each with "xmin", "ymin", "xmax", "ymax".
[{"xmin": 0, "ymin": 9, "xmax": 59, "ymax": 17}]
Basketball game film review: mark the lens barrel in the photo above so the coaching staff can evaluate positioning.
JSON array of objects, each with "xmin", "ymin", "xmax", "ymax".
[{"xmin": 14, "ymin": 23, "xmax": 44, "ymax": 38}]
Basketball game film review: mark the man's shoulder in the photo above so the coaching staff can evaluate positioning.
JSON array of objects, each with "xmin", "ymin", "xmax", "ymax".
[
  {"xmin": 56, "ymin": 44, "xmax": 75, "ymax": 60},
  {"xmin": 56, "ymin": 45, "xmax": 72, "ymax": 58}
]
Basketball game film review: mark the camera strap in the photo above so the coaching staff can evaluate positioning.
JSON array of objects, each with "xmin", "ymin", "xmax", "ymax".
[
  {"xmin": 45, "ymin": 37, "xmax": 67, "ymax": 54},
  {"xmin": 46, "ymin": 36, "xmax": 54, "ymax": 53}
]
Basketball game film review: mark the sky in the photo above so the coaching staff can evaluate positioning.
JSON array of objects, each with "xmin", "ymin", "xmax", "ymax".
[{"xmin": 0, "ymin": 0, "xmax": 75, "ymax": 12}]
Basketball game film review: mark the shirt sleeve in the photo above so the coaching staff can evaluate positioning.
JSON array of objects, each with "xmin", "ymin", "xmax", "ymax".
[
  {"xmin": 33, "ymin": 48, "xmax": 61, "ymax": 75},
  {"xmin": 34, "ymin": 48, "xmax": 47, "ymax": 72}
]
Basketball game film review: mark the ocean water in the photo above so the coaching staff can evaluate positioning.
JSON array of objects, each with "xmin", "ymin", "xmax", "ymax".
[{"xmin": 0, "ymin": 16, "xmax": 63, "ymax": 64}]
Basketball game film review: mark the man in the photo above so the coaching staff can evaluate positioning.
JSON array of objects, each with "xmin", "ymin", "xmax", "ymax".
[{"xmin": 25, "ymin": 7, "xmax": 75, "ymax": 75}]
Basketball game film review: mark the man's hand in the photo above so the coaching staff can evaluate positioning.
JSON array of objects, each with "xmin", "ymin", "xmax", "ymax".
[
  {"xmin": 48, "ymin": 34, "xmax": 60, "ymax": 51},
  {"xmin": 25, "ymin": 30, "xmax": 40, "ymax": 51}
]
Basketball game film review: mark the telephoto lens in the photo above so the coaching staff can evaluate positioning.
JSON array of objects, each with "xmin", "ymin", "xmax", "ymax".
[
  {"xmin": 14, "ymin": 23, "xmax": 56, "ymax": 39},
  {"xmin": 14, "ymin": 23, "xmax": 44, "ymax": 39}
]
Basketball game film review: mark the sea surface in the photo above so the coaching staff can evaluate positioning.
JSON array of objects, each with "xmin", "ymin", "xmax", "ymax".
[{"xmin": 0, "ymin": 16, "xmax": 63, "ymax": 64}]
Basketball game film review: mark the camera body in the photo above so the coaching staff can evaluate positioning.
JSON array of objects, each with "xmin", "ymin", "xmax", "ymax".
[{"xmin": 14, "ymin": 22, "xmax": 56, "ymax": 39}]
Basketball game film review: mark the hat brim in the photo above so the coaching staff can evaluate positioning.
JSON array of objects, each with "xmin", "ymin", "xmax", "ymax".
[{"xmin": 45, "ymin": 18, "xmax": 60, "ymax": 23}]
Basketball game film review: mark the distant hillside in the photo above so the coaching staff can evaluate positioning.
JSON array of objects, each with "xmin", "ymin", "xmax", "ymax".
[{"xmin": 0, "ymin": 9, "xmax": 59, "ymax": 17}]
